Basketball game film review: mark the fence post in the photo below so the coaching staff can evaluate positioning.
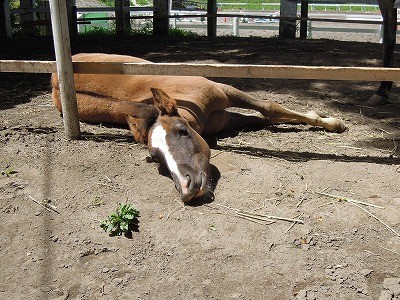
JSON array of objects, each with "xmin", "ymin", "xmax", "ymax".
[
  {"xmin": 49, "ymin": 0, "xmax": 80, "ymax": 140},
  {"xmin": 300, "ymin": 0, "xmax": 308, "ymax": 39},
  {"xmin": 232, "ymin": 17, "xmax": 239, "ymax": 36},
  {"xmin": 20, "ymin": 0, "xmax": 35, "ymax": 36},
  {"xmin": 207, "ymin": 0, "xmax": 217, "ymax": 37},
  {"xmin": 153, "ymin": 0, "xmax": 169, "ymax": 35},
  {"xmin": 115, "ymin": 0, "xmax": 130, "ymax": 35},
  {"xmin": 36, "ymin": 0, "xmax": 52, "ymax": 36},
  {"xmin": 279, "ymin": 0, "xmax": 297, "ymax": 38},
  {"xmin": 0, "ymin": 0, "xmax": 12, "ymax": 38},
  {"xmin": 115, "ymin": 0, "xmax": 123, "ymax": 35},
  {"xmin": 66, "ymin": 0, "xmax": 78, "ymax": 40},
  {"xmin": 124, "ymin": 0, "xmax": 130, "ymax": 31}
]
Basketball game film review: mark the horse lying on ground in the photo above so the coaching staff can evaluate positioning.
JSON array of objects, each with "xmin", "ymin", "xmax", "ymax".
[{"xmin": 52, "ymin": 53, "xmax": 346, "ymax": 203}]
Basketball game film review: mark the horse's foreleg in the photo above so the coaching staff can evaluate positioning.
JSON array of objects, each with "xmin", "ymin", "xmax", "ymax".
[
  {"xmin": 368, "ymin": 5, "xmax": 397, "ymax": 105},
  {"xmin": 217, "ymin": 83, "xmax": 346, "ymax": 133}
]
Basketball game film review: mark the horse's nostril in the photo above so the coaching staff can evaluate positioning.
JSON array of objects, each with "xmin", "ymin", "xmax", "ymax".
[
  {"xmin": 185, "ymin": 175, "xmax": 191, "ymax": 189},
  {"xmin": 200, "ymin": 172, "xmax": 207, "ymax": 190}
]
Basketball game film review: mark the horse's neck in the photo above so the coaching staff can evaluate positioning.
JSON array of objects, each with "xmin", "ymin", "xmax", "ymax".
[{"xmin": 177, "ymin": 101, "xmax": 208, "ymax": 134}]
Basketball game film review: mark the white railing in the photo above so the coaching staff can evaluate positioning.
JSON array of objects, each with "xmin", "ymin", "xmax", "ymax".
[
  {"xmin": 8, "ymin": 4, "xmax": 390, "ymax": 42},
  {"xmin": 170, "ymin": 15, "xmax": 391, "ymax": 42}
]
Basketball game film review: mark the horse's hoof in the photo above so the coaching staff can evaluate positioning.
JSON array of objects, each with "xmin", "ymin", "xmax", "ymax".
[
  {"xmin": 323, "ymin": 117, "xmax": 347, "ymax": 133},
  {"xmin": 306, "ymin": 111, "xmax": 346, "ymax": 133},
  {"xmin": 367, "ymin": 94, "xmax": 388, "ymax": 106}
]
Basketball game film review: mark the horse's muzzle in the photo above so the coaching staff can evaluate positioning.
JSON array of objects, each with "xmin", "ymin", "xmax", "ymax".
[{"xmin": 176, "ymin": 171, "xmax": 208, "ymax": 203}]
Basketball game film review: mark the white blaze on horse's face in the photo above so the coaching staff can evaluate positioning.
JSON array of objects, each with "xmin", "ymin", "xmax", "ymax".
[
  {"xmin": 151, "ymin": 125, "xmax": 189, "ymax": 193},
  {"xmin": 148, "ymin": 116, "xmax": 211, "ymax": 203}
]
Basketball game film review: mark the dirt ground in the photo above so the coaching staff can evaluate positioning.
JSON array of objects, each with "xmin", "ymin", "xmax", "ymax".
[{"xmin": 1, "ymin": 30, "xmax": 400, "ymax": 300}]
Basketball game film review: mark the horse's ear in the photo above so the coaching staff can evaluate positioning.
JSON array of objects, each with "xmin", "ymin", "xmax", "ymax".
[
  {"xmin": 150, "ymin": 87, "xmax": 178, "ymax": 116},
  {"xmin": 125, "ymin": 103, "xmax": 159, "ymax": 144}
]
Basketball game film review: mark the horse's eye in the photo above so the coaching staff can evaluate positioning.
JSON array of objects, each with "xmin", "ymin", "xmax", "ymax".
[{"xmin": 179, "ymin": 127, "xmax": 188, "ymax": 136}]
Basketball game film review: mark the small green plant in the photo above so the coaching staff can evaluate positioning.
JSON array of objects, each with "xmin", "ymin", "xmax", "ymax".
[
  {"xmin": 100, "ymin": 203, "xmax": 140, "ymax": 236},
  {"xmin": 1, "ymin": 166, "xmax": 17, "ymax": 177}
]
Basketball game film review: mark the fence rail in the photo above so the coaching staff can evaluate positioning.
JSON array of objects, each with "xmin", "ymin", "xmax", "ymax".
[{"xmin": 1, "ymin": 60, "xmax": 400, "ymax": 82}]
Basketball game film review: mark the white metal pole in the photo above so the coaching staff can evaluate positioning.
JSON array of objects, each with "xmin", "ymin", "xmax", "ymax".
[
  {"xmin": 232, "ymin": 17, "xmax": 240, "ymax": 36},
  {"xmin": 49, "ymin": 0, "xmax": 80, "ymax": 139}
]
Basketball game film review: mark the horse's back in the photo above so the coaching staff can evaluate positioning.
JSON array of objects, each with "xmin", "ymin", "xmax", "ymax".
[{"xmin": 71, "ymin": 53, "xmax": 150, "ymax": 63}]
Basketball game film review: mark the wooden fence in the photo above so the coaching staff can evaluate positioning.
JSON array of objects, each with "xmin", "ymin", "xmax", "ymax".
[{"xmin": 1, "ymin": 59, "xmax": 400, "ymax": 82}]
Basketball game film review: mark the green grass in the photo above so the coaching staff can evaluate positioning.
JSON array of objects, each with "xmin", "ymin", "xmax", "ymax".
[
  {"xmin": 80, "ymin": 26, "xmax": 116, "ymax": 36},
  {"xmin": 98, "ymin": 0, "xmax": 150, "ymax": 6},
  {"xmin": 97, "ymin": 0, "xmax": 115, "ymax": 6},
  {"xmin": 79, "ymin": 23, "xmax": 198, "ymax": 37}
]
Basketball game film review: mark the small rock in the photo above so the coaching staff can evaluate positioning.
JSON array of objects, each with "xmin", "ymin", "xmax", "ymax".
[
  {"xmin": 357, "ymin": 287, "xmax": 365, "ymax": 294},
  {"xmin": 296, "ymin": 289, "xmax": 307, "ymax": 300},
  {"xmin": 360, "ymin": 269, "xmax": 373, "ymax": 277},
  {"xmin": 113, "ymin": 277, "xmax": 123, "ymax": 286},
  {"xmin": 102, "ymin": 267, "xmax": 109, "ymax": 273},
  {"xmin": 334, "ymin": 264, "xmax": 344, "ymax": 269}
]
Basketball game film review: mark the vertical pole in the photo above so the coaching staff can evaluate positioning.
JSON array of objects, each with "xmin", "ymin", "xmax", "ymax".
[
  {"xmin": 232, "ymin": 17, "xmax": 239, "ymax": 36},
  {"xmin": 123, "ymin": 0, "xmax": 130, "ymax": 31},
  {"xmin": 49, "ymin": 0, "xmax": 80, "ymax": 140},
  {"xmin": 20, "ymin": 0, "xmax": 35, "ymax": 36},
  {"xmin": 116, "ymin": 0, "xmax": 130, "ymax": 34},
  {"xmin": 0, "ymin": 0, "xmax": 12, "ymax": 38},
  {"xmin": 66, "ymin": 0, "xmax": 77, "ymax": 40},
  {"xmin": 115, "ymin": 0, "xmax": 123, "ymax": 35},
  {"xmin": 279, "ymin": 0, "xmax": 297, "ymax": 38},
  {"xmin": 207, "ymin": 0, "xmax": 217, "ymax": 37},
  {"xmin": 153, "ymin": 0, "xmax": 169, "ymax": 35},
  {"xmin": 300, "ymin": 0, "xmax": 308, "ymax": 39},
  {"xmin": 44, "ymin": 0, "xmax": 51, "ymax": 35},
  {"xmin": 307, "ymin": 20, "xmax": 312, "ymax": 39}
]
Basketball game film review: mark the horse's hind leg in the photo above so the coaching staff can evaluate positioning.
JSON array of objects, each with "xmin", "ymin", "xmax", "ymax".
[
  {"xmin": 217, "ymin": 83, "xmax": 346, "ymax": 133},
  {"xmin": 202, "ymin": 110, "xmax": 268, "ymax": 136}
]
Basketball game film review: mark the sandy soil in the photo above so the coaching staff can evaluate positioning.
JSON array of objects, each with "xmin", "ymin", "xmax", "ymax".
[{"xmin": 1, "ymin": 32, "xmax": 400, "ymax": 300}]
